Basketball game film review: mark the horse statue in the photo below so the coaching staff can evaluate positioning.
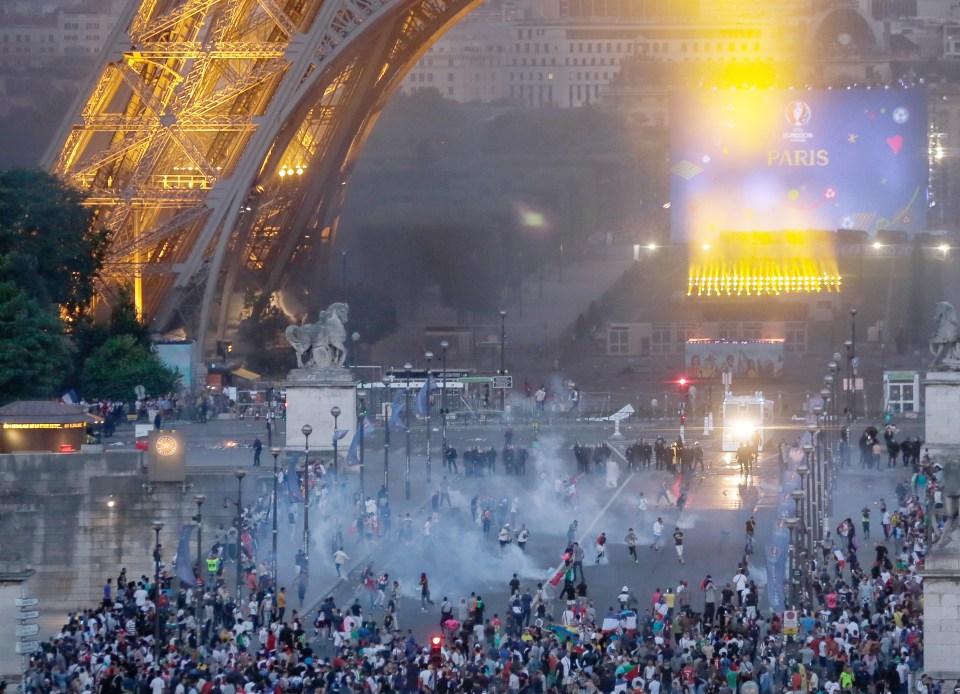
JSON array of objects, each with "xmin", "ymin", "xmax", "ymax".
[
  {"xmin": 285, "ymin": 321, "xmax": 323, "ymax": 369},
  {"xmin": 284, "ymin": 302, "xmax": 349, "ymax": 369},
  {"xmin": 929, "ymin": 301, "xmax": 960, "ymax": 370},
  {"xmin": 318, "ymin": 302, "xmax": 349, "ymax": 368}
]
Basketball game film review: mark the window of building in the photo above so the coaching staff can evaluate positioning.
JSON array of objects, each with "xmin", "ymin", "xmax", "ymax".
[
  {"xmin": 784, "ymin": 322, "xmax": 807, "ymax": 353},
  {"xmin": 651, "ymin": 327, "xmax": 671, "ymax": 355},
  {"xmin": 609, "ymin": 326, "xmax": 629, "ymax": 355},
  {"xmin": 886, "ymin": 382, "xmax": 916, "ymax": 413}
]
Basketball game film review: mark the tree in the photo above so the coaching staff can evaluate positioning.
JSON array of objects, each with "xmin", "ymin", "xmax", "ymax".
[
  {"xmin": 0, "ymin": 280, "xmax": 73, "ymax": 402},
  {"xmin": 80, "ymin": 334, "xmax": 179, "ymax": 401},
  {"xmin": 0, "ymin": 169, "xmax": 108, "ymax": 320},
  {"xmin": 69, "ymin": 284, "xmax": 150, "ymax": 379},
  {"xmin": 108, "ymin": 285, "xmax": 150, "ymax": 346}
]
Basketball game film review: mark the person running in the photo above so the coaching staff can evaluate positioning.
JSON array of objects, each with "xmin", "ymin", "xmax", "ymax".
[
  {"xmin": 673, "ymin": 527, "xmax": 685, "ymax": 565},
  {"xmin": 652, "ymin": 517, "xmax": 664, "ymax": 551},
  {"xmin": 333, "ymin": 546, "xmax": 349, "ymax": 577},
  {"xmin": 625, "ymin": 528, "xmax": 639, "ymax": 563},
  {"xmin": 498, "ymin": 524, "xmax": 513, "ymax": 555},
  {"xmin": 516, "ymin": 524, "xmax": 529, "ymax": 551},
  {"xmin": 656, "ymin": 481, "xmax": 671, "ymax": 506},
  {"xmin": 419, "ymin": 572, "xmax": 434, "ymax": 611},
  {"xmin": 595, "ymin": 532, "xmax": 607, "ymax": 563},
  {"xmin": 744, "ymin": 516, "xmax": 756, "ymax": 554}
]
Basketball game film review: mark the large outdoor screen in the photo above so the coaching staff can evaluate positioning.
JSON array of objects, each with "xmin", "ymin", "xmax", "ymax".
[{"xmin": 669, "ymin": 88, "xmax": 928, "ymax": 241}]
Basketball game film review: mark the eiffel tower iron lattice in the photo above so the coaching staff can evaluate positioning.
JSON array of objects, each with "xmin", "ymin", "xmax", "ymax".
[{"xmin": 44, "ymin": 0, "xmax": 479, "ymax": 346}]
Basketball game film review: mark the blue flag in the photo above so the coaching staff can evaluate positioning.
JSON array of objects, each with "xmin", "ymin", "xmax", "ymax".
[
  {"xmin": 389, "ymin": 391, "xmax": 407, "ymax": 432},
  {"xmin": 175, "ymin": 524, "xmax": 197, "ymax": 586},
  {"xmin": 346, "ymin": 417, "xmax": 377, "ymax": 466},
  {"xmin": 332, "ymin": 428, "xmax": 349, "ymax": 446},
  {"xmin": 417, "ymin": 375, "xmax": 433, "ymax": 417},
  {"xmin": 287, "ymin": 454, "xmax": 302, "ymax": 501}
]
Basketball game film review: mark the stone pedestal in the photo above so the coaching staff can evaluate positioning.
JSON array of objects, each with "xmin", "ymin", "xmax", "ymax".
[
  {"xmin": 924, "ymin": 371, "xmax": 960, "ymax": 456},
  {"xmin": 923, "ymin": 542, "xmax": 960, "ymax": 678},
  {"xmin": 284, "ymin": 369, "xmax": 357, "ymax": 453},
  {"xmin": 923, "ymin": 370, "xmax": 960, "ymax": 678}
]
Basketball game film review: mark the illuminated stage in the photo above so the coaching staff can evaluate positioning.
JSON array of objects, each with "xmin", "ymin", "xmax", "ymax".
[
  {"xmin": 687, "ymin": 231, "xmax": 842, "ymax": 297},
  {"xmin": 670, "ymin": 88, "xmax": 928, "ymax": 299}
]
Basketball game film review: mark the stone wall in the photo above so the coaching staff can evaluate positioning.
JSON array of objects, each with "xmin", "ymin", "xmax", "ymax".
[
  {"xmin": 0, "ymin": 452, "xmax": 273, "ymax": 615},
  {"xmin": 922, "ymin": 544, "xmax": 960, "ymax": 679}
]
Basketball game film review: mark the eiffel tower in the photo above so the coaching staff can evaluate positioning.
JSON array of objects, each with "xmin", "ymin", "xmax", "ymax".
[{"xmin": 44, "ymin": 0, "xmax": 479, "ymax": 346}]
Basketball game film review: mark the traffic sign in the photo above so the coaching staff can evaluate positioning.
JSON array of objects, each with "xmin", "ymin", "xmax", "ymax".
[
  {"xmin": 15, "ymin": 597, "xmax": 38, "ymax": 608},
  {"xmin": 792, "ymin": 569, "xmax": 802, "ymax": 579},
  {"xmin": 19, "ymin": 610, "xmax": 39, "ymax": 620},
  {"xmin": 16, "ymin": 624, "xmax": 39, "ymax": 637},
  {"xmin": 783, "ymin": 609, "xmax": 799, "ymax": 636},
  {"xmin": 15, "ymin": 641, "xmax": 38, "ymax": 654},
  {"xmin": 491, "ymin": 375, "xmax": 513, "ymax": 389}
]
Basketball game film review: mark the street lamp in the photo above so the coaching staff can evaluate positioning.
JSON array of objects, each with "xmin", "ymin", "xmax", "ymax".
[
  {"xmin": 424, "ymin": 351, "xmax": 433, "ymax": 484},
  {"xmin": 791, "ymin": 488, "xmax": 806, "ymax": 544},
  {"xmin": 330, "ymin": 406, "xmax": 341, "ymax": 478},
  {"xmin": 823, "ymin": 375, "xmax": 834, "ymax": 460},
  {"xmin": 351, "ymin": 332, "xmax": 360, "ymax": 368},
  {"xmin": 382, "ymin": 376, "xmax": 392, "ymax": 490},
  {"xmin": 192, "ymin": 494, "xmax": 206, "ymax": 630},
  {"xmin": 233, "ymin": 469, "xmax": 246, "ymax": 600},
  {"xmin": 499, "ymin": 310, "xmax": 507, "ymax": 412},
  {"xmin": 844, "ymin": 339, "xmax": 854, "ymax": 421},
  {"xmin": 440, "ymin": 340, "xmax": 449, "ymax": 451},
  {"xmin": 270, "ymin": 447, "xmax": 281, "ymax": 590},
  {"xmin": 151, "ymin": 520, "xmax": 164, "ymax": 661},
  {"xmin": 358, "ymin": 394, "xmax": 366, "ymax": 502},
  {"xmin": 784, "ymin": 516, "xmax": 800, "ymax": 607},
  {"xmin": 341, "ymin": 249, "xmax": 349, "ymax": 306},
  {"xmin": 404, "ymin": 362, "xmax": 413, "ymax": 500},
  {"xmin": 816, "ymin": 397, "xmax": 827, "ymax": 543},
  {"xmin": 798, "ymin": 450, "xmax": 811, "ymax": 553},
  {"xmin": 301, "ymin": 424, "xmax": 312, "ymax": 556}
]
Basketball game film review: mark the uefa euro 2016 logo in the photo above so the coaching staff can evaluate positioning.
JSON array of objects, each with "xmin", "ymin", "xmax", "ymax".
[{"xmin": 785, "ymin": 101, "xmax": 812, "ymax": 128}]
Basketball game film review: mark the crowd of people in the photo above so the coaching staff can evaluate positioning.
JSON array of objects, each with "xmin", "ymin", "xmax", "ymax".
[{"xmin": 21, "ymin": 420, "xmax": 955, "ymax": 694}]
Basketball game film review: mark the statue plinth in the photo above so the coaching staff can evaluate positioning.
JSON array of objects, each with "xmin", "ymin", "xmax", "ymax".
[
  {"xmin": 922, "ymin": 367, "xmax": 960, "ymax": 678},
  {"xmin": 924, "ymin": 372, "xmax": 960, "ymax": 453},
  {"xmin": 923, "ymin": 540, "xmax": 960, "ymax": 678},
  {"xmin": 284, "ymin": 367, "xmax": 358, "ymax": 453}
]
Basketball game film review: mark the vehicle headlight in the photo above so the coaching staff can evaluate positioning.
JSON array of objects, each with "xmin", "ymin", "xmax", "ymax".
[{"xmin": 731, "ymin": 420, "xmax": 755, "ymax": 441}]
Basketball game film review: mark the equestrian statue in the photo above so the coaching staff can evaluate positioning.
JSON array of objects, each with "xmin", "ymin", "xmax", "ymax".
[
  {"xmin": 929, "ymin": 300, "xmax": 960, "ymax": 370},
  {"xmin": 285, "ymin": 302, "xmax": 350, "ymax": 369}
]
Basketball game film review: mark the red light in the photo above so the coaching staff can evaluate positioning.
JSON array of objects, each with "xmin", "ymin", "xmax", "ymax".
[
  {"xmin": 431, "ymin": 636, "xmax": 442, "ymax": 646},
  {"xmin": 678, "ymin": 378, "xmax": 687, "ymax": 386}
]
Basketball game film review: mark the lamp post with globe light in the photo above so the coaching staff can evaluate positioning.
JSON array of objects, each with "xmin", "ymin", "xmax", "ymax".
[
  {"xmin": 270, "ymin": 447, "xmax": 281, "ymax": 589},
  {"xmin": 424, "ymin": 351, "xmax": 433, "ymax": 484},
  {"xmin": 383, "ymin": 376, "xmax": 392, "ymax": 489},
  {"xmin": 784, "ymin": 516, "xmax": 800, "ymax": 607},
  {"xmin": 498, "ymin": 311, "xmax": 507, "ymax": 412},
  {"xmin": 152, "ymin": 520, "xmax": 164, "ymax": 661},
  {"xmin": 301, "ymin": 424, "xmax": 312, "ymax": 556},
  {"xmin": 233, "ymin": 469, "xmax": 246, "ymax": 600},
  {"xmin": 440, "ymin": 341, "xmax": 449, "ymax": 451},
  {"xmin": 404, "ymin": 363, "xmax": 412, "ymax": 499},
  {"xmin": 331, "ymin": 406, "xmax": 341, "ymax": 478},
  {"xmin": 192, "ymin": 493, "xmax": 206, "ymax": 625},
  {"xmin": 358, "ymin": 394, "xmax": 366, "ymax": 501}
]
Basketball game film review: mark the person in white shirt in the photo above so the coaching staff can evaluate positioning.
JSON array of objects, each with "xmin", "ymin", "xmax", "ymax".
[
  {"xmin": 150, "ymin": 671, "xmax": 165, "ymax": 694},
  {"xmin": 651, "ymin": 518, "xmax": 664, "ymax": 551}
]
